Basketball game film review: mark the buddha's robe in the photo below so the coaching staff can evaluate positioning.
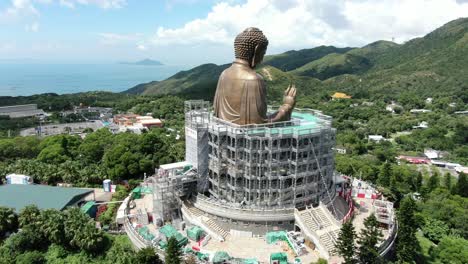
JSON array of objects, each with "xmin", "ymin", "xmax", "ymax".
[{"xmin": 213, "ymin": 61, "xmax": 267, "ymax": 125}]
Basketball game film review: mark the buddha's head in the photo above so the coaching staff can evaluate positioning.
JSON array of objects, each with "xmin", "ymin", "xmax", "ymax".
[{"xmin": 234, "ymin": 27, "xmax": 268, "ymax": 68}]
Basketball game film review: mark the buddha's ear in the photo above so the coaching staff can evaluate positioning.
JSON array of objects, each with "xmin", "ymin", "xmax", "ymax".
[{"xmin": 251, "ymin": 44, "xmax": 260, "ymax": 68}]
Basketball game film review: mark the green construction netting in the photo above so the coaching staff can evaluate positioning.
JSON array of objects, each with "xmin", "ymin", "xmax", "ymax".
[
  {"xmin": 266, "ymin": 230, "xmax": 297, "ymax": 255},
  {"xmin": 243, "ymin": 258, "xmax": 259, "ymax": 264},
  {"xmin": 266, "ymin": 231, "xmax": 288, "ymax": 244},
  {"xmin": 159, "ymin": 224, "xmax": 188, "ymax": 247},
  {"xmin": 196, "ymin": 252, "xmax": 209, "ymax": 261},
  {"xmin": 132, "ymin": 187, "xmax": 142, "ymax": 199},
  {"xmin": 187, "ymin": 226, "xmax": 204, "ymax": 241},
  {"xmin": 183, "ymin": 247, "xmax": 195, "ymax": 254},
  {"xmin": 140, "ymin": 186, "xmax": 152, "ymax": 193},
  {"xmin": 159, "ymin": 240, "xmax": 167, "ymax": 249},
  {"xmin": 213, "ymin": 251, "xmax": 231, "ymax": 263},
  {"xmin": 138, "ymin": 226, "xmax": 155, "ymax": 241},
  {"xmin": 270, "ymin": 252, "xmax": 288, "ymax": 264}
]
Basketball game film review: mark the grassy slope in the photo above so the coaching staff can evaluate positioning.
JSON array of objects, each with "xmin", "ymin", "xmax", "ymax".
[{"xmin": 262, "ymin": 45, "xmax": 353, "ymax": 71}]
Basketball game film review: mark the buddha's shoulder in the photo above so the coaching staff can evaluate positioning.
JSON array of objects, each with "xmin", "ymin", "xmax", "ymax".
[{"xmin": 222, "ymin": 67, "xmax": 263, "ymax": 81}]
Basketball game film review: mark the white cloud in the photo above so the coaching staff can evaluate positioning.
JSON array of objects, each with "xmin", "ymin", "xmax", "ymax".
[
  {"xmin": 59, "ymin": 0, "xmax": 75, "ymax": 8},
  {"xmin": 151, "ymin": 0, "xmax": 468, "ymax": 51},
  {"xmin": 25, "ymin": 21, "xmax": 40, "ymax": 32},
  {"xmin": 74, "ymin": 0, "xmax": 126, "ymax": 9},
  {"xmin": 0, "ymin": 0, "xmax": 39, "ymax": 22},
  {"xmin": 137, "ymin": 44, "xmax": 147, "ymax": 51}
]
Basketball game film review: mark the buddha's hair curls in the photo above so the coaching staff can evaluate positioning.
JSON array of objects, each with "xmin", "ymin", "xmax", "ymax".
[{"xmin": 234, "ymin": 27, "xmax": 268, "ymax": 61}]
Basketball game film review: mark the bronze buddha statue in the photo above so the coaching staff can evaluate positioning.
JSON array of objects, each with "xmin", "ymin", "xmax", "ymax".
[{"xmin": 213, "ymin": 27, "xmax": 296, "ymax": 125}]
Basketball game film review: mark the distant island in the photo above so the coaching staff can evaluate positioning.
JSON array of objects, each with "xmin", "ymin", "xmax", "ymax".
[{"xmin": 120, "ymin": 59, "xmax": 164, "ymax": 66}]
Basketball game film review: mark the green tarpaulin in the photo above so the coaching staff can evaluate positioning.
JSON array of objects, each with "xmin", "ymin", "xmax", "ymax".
[
  {"xmin": 213, "ymin": 251, "xmax": 231, "ymax": 263},
  {"xmin": 266, "ymin": 231, "xmax": 288, "ymax": 244},
  {"xmin": 138, "ymin": 226, "xmax": 155, "ymax": 241},
  {"xmin": 196, "ymin": 251, "xmax": 209, "ymax": 261},
  {"xmin": 266, "ymin": 231, "xmax": 297, "ymax": 254},
  {"xmin": 187, "ymin": 226, "xmax": 204, "ymax": 241},
  {"xmin": 159, "ymin": 224, "xmax": 188, "ymax": 247},
  {"xmin": 270, "ymin": 252, "xmax": 288, "ymax": 264},
  {"xmin": 132, "ymin": 187, "xmax": 142, "ymax": 199}
]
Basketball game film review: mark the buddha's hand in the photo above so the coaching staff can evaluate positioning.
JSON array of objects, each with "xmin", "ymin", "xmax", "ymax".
[{"xmin": 283, "ymin": 84, "xmax": 297, "ymax": 110}]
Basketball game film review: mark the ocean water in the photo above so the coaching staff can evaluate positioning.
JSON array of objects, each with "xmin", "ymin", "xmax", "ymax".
[{"xmin": 0, "ymin": 63, "xmax": 187, "ymax": 96}]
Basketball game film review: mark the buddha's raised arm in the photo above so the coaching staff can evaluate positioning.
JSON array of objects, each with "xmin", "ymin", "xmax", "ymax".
[{"xmin": 269, "ymin": 85, "xmax": 297, "ymax": 123}]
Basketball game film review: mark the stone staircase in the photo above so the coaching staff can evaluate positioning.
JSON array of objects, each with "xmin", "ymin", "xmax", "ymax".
[
  {"xmin": 319, "ymin": 230, "xmax": 339, "ymax": 254},
  {"xmin": 185, "ymin": 201, "xmax": 204, "ymax": 217},
  {"xmin": 314, "ymin": 206, "xmax": 332, "ymax": 228},
  {"xmin": 295, "ymin": 204, "xmax": 341, "ymax": 258},
  {"xmin": 299, "ymin": 210, "xmax": 319, "ymax": 231},
  {"xmin": 202, "ymin": 217, "xmax": 230, "ymax": 239},
  {"xmin": 182, "ymin": 200, "xmax": 229, "ymax": 241}
]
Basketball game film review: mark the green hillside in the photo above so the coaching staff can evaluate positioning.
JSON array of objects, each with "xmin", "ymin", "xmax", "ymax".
[
  {"xmin": 262, "ymin": 45, "xmax": 352, "ymax": 71},
  {"xmin": 138, "ymin": 63, "xmax": 229, "ymax": 99},
  {"xmin": 291, "ymin": 53, "xmax": 371, "ymax": 80},
  {"xmin": 125, "ymin": 18, "xmax": 468, "ymax": 103}
]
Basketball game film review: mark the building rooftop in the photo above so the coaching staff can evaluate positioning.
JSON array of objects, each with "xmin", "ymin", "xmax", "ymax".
[
  {"xmin": 207, "ymin": 109, "xmax": 333, "ymax": 137},
  {"xmin": 0, "ymin": 184, "xmax": 93, "ymax": 212},
  {"xmin": 331, "ymin": 92, "xmax": 351, "ymax": 99}
]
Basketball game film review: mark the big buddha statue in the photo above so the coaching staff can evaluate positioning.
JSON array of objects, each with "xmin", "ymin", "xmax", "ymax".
[{"xmin": 213, "ymin": 27, "xmax": 296, "ymax": 125}]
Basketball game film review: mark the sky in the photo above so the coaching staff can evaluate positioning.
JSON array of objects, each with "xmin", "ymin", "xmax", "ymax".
[{"xmin": 0, "ymin": 0, "xmax": 467, "ymax": 65}]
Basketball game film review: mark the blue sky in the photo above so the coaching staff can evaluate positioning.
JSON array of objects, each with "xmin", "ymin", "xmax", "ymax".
[{"xmin": 1, "ymin": 0, "xmax": 467, "ymax": 65}]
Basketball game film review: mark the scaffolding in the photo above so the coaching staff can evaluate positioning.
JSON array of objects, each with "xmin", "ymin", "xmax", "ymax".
[
  {"xmin": 184, "ymin": 100, "xmax": 210, "ymax": 192},
  {"xmin": 151, "ymin": 162, "xmax": 198, "ymax": 224},
  {"xmin": 203, "ymin": 105, "xmax": 336, "ymax": 210}
]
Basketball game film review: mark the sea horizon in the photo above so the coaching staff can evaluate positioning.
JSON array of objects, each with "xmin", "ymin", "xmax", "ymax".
[{"xmin": 0, "ymin": 63, "xmax": 190, "ymax": 97}]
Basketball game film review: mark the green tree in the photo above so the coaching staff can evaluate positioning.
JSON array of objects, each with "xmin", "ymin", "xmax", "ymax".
[
  {"xmin": 414, "ymin": 171, "xmax": 423, "ymax": 192},
  {"xmin": 0, "ymin": 206, "xmax": 18, "ymax": 237},
  {"xmin": 18, "ymin": 205, "xmax": 41, "ymax": 228},
  {"xmin": 444, "ymin": 172, "xmax": 452, "ymax": 191},
  {"xmin": 427, "ymin": 170, "xmax": 440, "ymax": 193},
  {"xmin": 396, "ymin": 196, "xmax": 419, "ymax": 263},
  {"xmin": 165, "ymin": 236, "xmax": 181, "ymax": 264},
  {"xmin": 15, "ymin": 251, "xmax": 45, "ymax": 264},
  {"xmin": 455, "ymin": 172, "xmax": 468, "ymax": 197},
  {"xmin": 40, "ymin": 209, "xmax": 65, "ymax": 245},
  {"xmin": 63, "ymin": 207, "xmax": 109, "ymax": 254},
  {"xmin": 104, "ymin": 235, "xmax": 136, "ymax": 264},
  {"xmin": 431, "ymin": 236, "xmax": 468, "ymax": 264},
  {"xmin": 357, "ymin": 214, "xmax": 382, "ymax": 264},
  {"xmin": 314, "ymin": 258, "xmax": 328, "ymax": 264},
  {"xmin": 336, "ymin": 221, "xmax": 357, "ymax": 264},
  {"xmin": 377, "ymin": 162, "xmax": 392, "ymax": 187},
  {"xmin": 136, "ymin": 247, "xmax": 162, "ymax": 264},
  {"xmin": 422, "ymin": 217, "xmax": 449, "ymax": 243}
]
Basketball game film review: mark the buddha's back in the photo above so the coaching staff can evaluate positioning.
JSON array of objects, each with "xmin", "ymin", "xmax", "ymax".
[{"xmin": 213, "ymin": 60, "xmax": 267, "ymax": 125}]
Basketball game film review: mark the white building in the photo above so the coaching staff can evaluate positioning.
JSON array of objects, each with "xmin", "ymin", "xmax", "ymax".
[
  {"xmin": 410, "ymin": 109, "xmax": 432, "ymax": 114},
  {"xmin": 424, "ymin": 149, "xmax": 440, "ymax": 159},
  {"xmin": 5, "ymin": 174, "xmax": 33, "ymax": 184},
  {"xmin": 413, "ymin": 121, "xmax": 429, "ymax": 129},
  {"xmin": 368, "ymin": 135, "xmax": 385, "ymax": 142}
]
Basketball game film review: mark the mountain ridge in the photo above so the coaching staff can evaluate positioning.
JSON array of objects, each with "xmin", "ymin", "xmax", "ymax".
[{"xmin": 123, "ymin": 18, "xmax": 468, "ymax": 103}]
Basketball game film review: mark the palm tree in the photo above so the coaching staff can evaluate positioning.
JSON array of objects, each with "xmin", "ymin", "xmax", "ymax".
[
  {"xmin": 18, "ymin": 205, "xmax": 41, "ymax": 228},
  {"xmin": 0, "ymin": 206, "xmax": 19, "ymax": 237},
  {"xmin": 40, "ymin": 209, "xmax": 65, "ymax": 244}
]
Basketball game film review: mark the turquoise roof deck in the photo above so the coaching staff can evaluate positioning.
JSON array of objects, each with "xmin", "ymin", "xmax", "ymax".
[
  {"xmin": 0, "ymin": 184, "xmax": 93, "ymax": 212},
  {"xmin": 245, "ymin": 111, "xmax": 329, "ymax": 136}
]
